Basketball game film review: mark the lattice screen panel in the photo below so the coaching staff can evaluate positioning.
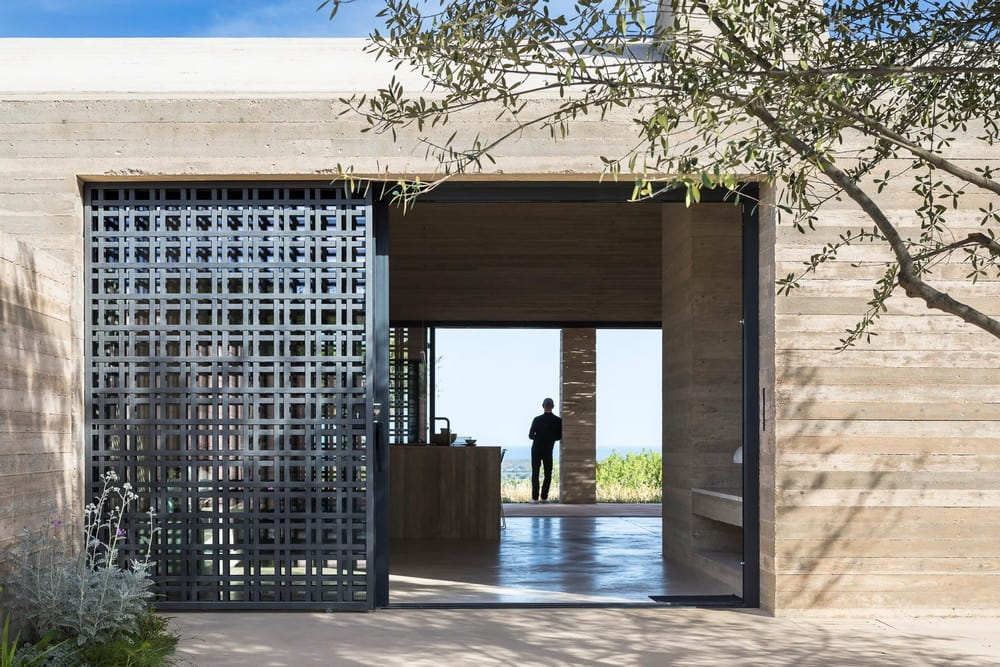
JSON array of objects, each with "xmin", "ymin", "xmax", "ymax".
[
  {"xmin": 388, "ymin": 327, "xmax": 422, "ymax": 444},
  {"xmin": 86, "ymin": 185, "xmax": 373, "ymax": 608}
]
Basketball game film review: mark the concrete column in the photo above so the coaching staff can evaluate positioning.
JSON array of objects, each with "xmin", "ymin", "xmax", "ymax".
[{"xmin": 559, "ymin": 328, "xmax": 597, "ymax": 504}]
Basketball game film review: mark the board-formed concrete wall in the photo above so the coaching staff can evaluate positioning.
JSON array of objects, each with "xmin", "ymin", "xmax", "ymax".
[
  {"xmin": 760, "ymin": 184, "xmax": 1000, "ymax": 615},
  {"xmin": 1, "ymin": 39, "xmax": 998, "ymax": 615},
  {"xmin": 0, "ymin": 230, "xmax": 79, "ymax": 577},
  {"xmin": 560, "ymin": 328, "xmax": 598, "ymax": 504}
]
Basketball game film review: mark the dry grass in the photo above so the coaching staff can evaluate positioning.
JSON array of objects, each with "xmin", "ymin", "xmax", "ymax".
[
  {"xmin": 501, "ymin": 479, "xmax": 660, "ymax": 503},
  {"xmin": 501, "ymin": 479, "xmax": 560, "ymax": 503},
  {"xmin": 595, "ymin": 483, "xmax": 661, "ymax": 504}
]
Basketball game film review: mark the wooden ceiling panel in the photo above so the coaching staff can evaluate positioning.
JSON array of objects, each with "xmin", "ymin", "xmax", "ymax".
[{"xmin": 388, "ymin": 202, "xmax": 663, "ymax": 324}]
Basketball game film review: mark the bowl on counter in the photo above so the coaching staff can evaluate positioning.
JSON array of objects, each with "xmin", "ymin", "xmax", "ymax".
[{"xmin": 463, "ymin": 438, "xmax": 477, "ymax": 446}]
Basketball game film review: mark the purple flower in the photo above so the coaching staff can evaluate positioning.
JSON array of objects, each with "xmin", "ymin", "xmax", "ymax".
[
  {"xmin": 116, "ymin": 528, "xmax": 127, "ymax": 537},
  {"xmin": 51, "ymin": 520, "xmax": 63, "ymax": 527}
]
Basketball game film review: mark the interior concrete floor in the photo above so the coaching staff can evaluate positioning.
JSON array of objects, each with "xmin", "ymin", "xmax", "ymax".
[
  {"xmin": 389, "ymin": 515, "xmax": 735, "ymax": 604},
  {"xmin": 504, "ymin": 502, "xmax": 662, "ymax": 518}
]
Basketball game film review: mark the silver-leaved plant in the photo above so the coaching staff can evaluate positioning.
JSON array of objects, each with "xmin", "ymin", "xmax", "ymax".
[{"xmin": 5, "ymin": 471, "xmax": 160, "ymax": 646}]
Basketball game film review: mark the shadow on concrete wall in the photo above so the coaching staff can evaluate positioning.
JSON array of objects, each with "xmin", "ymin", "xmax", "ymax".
[
  {"xmin": 0, "ymin": 237, "xmax": 78, "ymax": 581},
  {"xmin": 777, "ymin": 360, "xmax": 903, "ymax": 611}
]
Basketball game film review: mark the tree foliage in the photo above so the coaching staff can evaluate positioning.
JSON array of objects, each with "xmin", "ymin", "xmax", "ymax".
[
  {"xmin": 324, "ymin": 0, "xmax": 1000, "ymax": 346},
  {"xmin": 596, "ymin": 449, "xmax": 663, "ymax": 489}
]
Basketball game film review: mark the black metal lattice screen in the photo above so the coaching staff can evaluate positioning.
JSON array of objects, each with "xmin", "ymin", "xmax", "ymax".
[
  {"xmin": 86, "ymin": 184, "xmax": 373, "ymax": 608},
  {"xmin": 388, "ymin": 327, "xmax": 422, "ymax": 444}
]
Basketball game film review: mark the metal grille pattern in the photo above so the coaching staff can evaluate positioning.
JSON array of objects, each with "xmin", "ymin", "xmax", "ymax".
[
  {"xmin": 86, "ymin": 185, "xmax": 373, "ymax": 608},
  {"xmin": 388, "ymin": 327, "xmax": 421, "ymax": 444}
]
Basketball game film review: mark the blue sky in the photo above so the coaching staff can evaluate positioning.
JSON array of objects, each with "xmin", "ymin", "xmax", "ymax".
[
  {"xmin": 0, "ymin": 0, "xmax": 379, "ymax": 37},
  {"xmin": 436, "ymin": 329, "xmax": 662, "ymax": 453}
]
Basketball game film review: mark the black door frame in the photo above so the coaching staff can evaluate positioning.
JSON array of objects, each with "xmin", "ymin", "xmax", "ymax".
[
  {"xmin": 372, "ymin": 198, "xmax": 391, "ymax": 607},
  {"xmin": 373, "ymin": 181, "xmax": 761, "ymax": 608},
  {"xmin": 740, "ymin": 184, "xmax": 761, "ymax": 609}
]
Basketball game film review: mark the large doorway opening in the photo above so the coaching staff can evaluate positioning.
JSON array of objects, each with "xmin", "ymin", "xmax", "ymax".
[
  {"xmin": 380, "ymin": 182, "xmax": 758, "ymax": 607},
  {"xmin": 82, "ymin": 180, "xmax": 758, "ymax": 611}
]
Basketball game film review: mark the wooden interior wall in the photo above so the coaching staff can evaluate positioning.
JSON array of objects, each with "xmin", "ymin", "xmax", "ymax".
[
  {"xmin": 661, "ymin": 203, "xmax": 743, "ymax": 589},
  {"xmin": 768, "ymin": 179, "xmax": 1000, "ymax": 614},
  {"xmin": 388, "ymin": 203, "xmax": 662, "ymax": 323}
]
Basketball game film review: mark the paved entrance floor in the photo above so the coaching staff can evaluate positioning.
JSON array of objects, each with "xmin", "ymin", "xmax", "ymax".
[
  {"xmin": 389, "ymin": 516, "xmax": 733, "ymax": 604},
  {"xmin": 171, "ymin": 609, "xmax": 1000, "ymax": 666}
]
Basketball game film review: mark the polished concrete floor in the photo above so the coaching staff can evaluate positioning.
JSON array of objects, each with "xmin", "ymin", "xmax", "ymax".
[
  {"xmin": 389, "ymin": 516, "xmax": 736, "ymax": 604},
  {"xmin": 504, "ymin": 502, "xmax": 662, "ymax": 517}
]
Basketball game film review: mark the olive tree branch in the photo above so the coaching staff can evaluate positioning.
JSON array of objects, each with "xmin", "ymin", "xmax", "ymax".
[
  {"xmin": 694, "ymin": 0, "xmax": 1000, "ymax": 198},
  {"xmin": 748, "ymin": 100, "xmax": 1000, "ymax": 339},
  {"xmin": 911, "ymin": 232, "xmax": 1000, "ymax": 262}
]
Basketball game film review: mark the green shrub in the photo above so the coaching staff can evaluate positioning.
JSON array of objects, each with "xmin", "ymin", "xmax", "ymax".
[
  {"xmin": 75, "ymin": 608, "xmax": 178, "ymax": 667},
  {"xmin": 501, "ymin": 450, "xmax": 663, "ymax": 503},
  {"xmin": 2, "ymin": 616, "xmax": 21, "ymax": 667},
  {"xmin": 1, "ymin": 616, "xmax": 61, "ymax": 667},
  {"xmin": 596, "ymin": 450, "xmax": 662, "ymax": 489},
  {"xmin": 11, "ymin": 640, "xmax": 78, "ymax": 667},
  {"xmin": 596, "ymin": 450, "xmax": 662, "ymax": 503}
]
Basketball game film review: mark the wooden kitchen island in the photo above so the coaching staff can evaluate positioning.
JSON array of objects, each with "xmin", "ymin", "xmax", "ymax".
[{"xmin": 390, "ymin": 445, "xmax": 501, "ymax": 540}]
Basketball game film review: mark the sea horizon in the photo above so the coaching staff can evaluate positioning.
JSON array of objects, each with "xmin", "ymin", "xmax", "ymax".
[{"xmin": 495, "ymin": 444, "xmax": 660, "ymax": 463}]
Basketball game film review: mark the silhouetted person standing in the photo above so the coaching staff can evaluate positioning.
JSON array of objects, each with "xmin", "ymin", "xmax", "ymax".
[{"xmin": 528, "ymin": 397, "xmax": 562, "ymax": 503}]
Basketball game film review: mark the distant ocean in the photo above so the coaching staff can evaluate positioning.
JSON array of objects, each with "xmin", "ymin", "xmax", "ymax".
[
  {"xmin": 499, "ymin": 444, "xmax": 658, "ymax": 463},
  {"xmin": 494, "ymin": 445, "xmax": 658, "ymax": 480}
]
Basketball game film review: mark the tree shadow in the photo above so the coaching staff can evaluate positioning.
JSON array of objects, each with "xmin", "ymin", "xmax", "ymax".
[
  {"xmin": 169, "ymin": 607, "xmax": 1000, "ymax": 666},
  {"xmin": 0, "ymin": 232, "xmax": 78, "ymax": 585},
  {"xmin": 775, "ymin": 354, "xmax": 905, "ymax": 612}
]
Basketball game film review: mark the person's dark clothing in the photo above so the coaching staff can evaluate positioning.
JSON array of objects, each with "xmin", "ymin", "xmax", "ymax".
[
  {"xmin": 529, "ymin": 412, "xmax": 562, "ymax": 447},
  {"xmin": 531, "ymin": 445, "xmax": 554, "ymax": 501},
  {"xmin": 529, "ymin": 412, "xmax": 562, "ymax": 501}
]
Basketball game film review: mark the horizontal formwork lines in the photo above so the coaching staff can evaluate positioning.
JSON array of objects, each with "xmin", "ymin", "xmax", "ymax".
[
  {"xmin": 776, "ymin": 435, "xmax": 1000, "ymax": 456},
  {"xmin": 775, "ymin": 419, "xmax": 1000, "ymax": 438},
  {"xmin": 775, "ymin": 348, "xmax": 998, "ymax": 369},
  {"xmin": 778, "ymin": 453, "xmax": 1000, "ymax": 474}
]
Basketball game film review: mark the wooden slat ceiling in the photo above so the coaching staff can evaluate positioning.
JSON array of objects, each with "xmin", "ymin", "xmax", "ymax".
[{"xmin": 388, "ymin": 202, "xmax": 664, "ymax": 324}]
